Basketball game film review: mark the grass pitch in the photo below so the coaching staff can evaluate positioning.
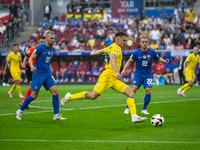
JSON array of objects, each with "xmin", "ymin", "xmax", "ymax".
[{"xmin": 0, "ymin": 84, "xmax": 200, "ymax": 150}]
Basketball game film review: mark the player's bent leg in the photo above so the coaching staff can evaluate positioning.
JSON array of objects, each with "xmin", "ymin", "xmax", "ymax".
[
  {"xmin": 15, "ymin": 80, "xmax": 24, "ymax": 98},
  {"xmin": 86, "ymin": 91, "xmax": 100, "ymax": 100},
  {"xmin": 123, "ymin": 87, "xmax": 147, "ymax": 124},
  {"xmin": 124, "ymin": 85, "xmax": 138, "ymax": 114},
  {"xmin": 16, "ymin": 91, "xmax": 38, "ymax": 120}
]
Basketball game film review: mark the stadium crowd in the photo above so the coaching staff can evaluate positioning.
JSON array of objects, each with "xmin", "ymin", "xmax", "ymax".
[
  {"xmin": 0, "ymin": 0, "xmax": 28, "ymax": 49},
  {"xmin": 1, "ymin": 0, "xmax": 200, "ymax": 85}
]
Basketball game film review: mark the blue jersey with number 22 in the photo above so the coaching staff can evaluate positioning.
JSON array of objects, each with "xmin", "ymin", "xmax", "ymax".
[{"xmin": 130, "ymin": 48, "xmax": 159, "ymax": 75}]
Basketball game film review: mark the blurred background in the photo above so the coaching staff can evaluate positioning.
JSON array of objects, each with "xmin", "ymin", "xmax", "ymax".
[{"xmin": 0, "ymin": 0, "xmax": 199, "ymax": 86}]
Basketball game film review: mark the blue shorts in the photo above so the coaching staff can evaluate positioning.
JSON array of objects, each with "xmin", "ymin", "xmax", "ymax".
[
  {"xmin": 132, "ymin": 74, "xmax": 153, "ymax": 89},
  {"xmin": 31, "ymin": 72, "xmax": 57, "ymax": 91}
]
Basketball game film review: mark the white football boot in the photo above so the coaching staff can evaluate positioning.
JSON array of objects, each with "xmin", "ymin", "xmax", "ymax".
[
  {"xmin": 53, "ymin": 114, "xmax": 67, "ymax": 120},
  {"xmin": 132, "ymin": 114, "xmax": 147, "ymax": 124},
  {"xmin": 60, "ymin": 93, "xmax": 71, "ymax": 107},
  {"xmin": 16, "ymin": 110, "xmax": 22, "ymax": 120},
  {"xmin": 141, "ymin": 110, "xmax": 150, "ymax": 115}
]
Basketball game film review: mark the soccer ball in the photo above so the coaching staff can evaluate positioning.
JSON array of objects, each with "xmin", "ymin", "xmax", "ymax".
[{"xmin": 151, "ymin": 114, "xmax": 164, "ymax": 127}]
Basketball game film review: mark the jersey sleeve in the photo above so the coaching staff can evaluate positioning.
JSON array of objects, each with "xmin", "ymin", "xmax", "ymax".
[
  {"xmin": 130, "ymin": 51, "xmax": 136, "ymax": 60},
  {"xmin": 103, "ymin": 45, "xmax": 111, "ymax": 53},
  {"xmin": 33, "ymin": 45, "xmax": 42, "ymax": 55},
  {"xmin": 110, "ymin": 47, "xmax": 120, "ymax": 58},
  {"xmin": 152, "ymin": 50, "xmax": 160, "ymax": 60},
  {"xmin": 186, "ymin": 54, "xmax": 191, "ymax": 62},
  {"xmin": 7, "ymin": 53, "xmax": 11, "ymax": 62}
]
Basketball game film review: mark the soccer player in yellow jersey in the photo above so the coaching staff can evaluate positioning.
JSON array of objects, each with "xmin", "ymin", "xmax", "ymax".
[
  {"xmin": 3, "ymin": 44, "xmax": 24, "ymax": 98},
  {"xmin": 177, "ymin": 46, "xmax": 200, "ymax": 96},
  {"xmin": 61, "ymin": 32, "xmax": 147, "ymax": 124}
]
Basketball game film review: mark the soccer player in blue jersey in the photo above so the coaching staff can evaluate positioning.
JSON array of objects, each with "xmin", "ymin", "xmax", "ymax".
[
  {"xmin": 121, "ymin": 35, "xmax": 169, "ymax": 115},
  {"xmin": 16, "ymin": 31, "xmax": 66, "ymax": 120}
]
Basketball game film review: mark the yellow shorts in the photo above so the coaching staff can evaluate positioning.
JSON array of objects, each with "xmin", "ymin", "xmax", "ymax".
[
  {"xmin": 93, "ymin": 70, "xmax": 129, "ymax": 95},
  {"xmin": 185, "ymin": 71, "xmax": 195, "ymax": 82},
  {"xmin": 10, "ymin": 71, "xmax": 21, "ymax": 81}
]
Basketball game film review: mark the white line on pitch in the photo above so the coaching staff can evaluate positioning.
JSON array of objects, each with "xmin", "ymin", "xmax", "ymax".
[
  {"xmin": 0, "ymin": 98, "xmax": 199, "ymax": 117},
  {"xmin": 0, "ymin": 139, "xmax": 199, "ymax": 144}
]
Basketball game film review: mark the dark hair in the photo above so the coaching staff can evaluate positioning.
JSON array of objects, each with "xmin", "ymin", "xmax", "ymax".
[
  {"xmin": 13, "ymin": 44, "xmax": 18, "ymax": 47},
  {"xmin": 115, "ymin": 32, "xmax": 127, "ymax": 38},
  {"xmin": 38, "ymin": 36, "xmax": 45, "ymax": 40}
]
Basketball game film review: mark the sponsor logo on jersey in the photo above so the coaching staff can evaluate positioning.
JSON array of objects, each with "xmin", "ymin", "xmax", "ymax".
[
  {"xmin": 147, "ymin": 55, "xmax": 150, "ymax": 58},
  {"xmin": 133, "ymin": 81, "xmax": 136, "ymax": 83},
  {"xmin": 35, "ymin": 86, "xmax": 38, "ymax": 89},
  {"xmin": 143, "ymin": 55, "xmax": 146, "ymax": 59},
  {"xmin": 51, "ymin": 52, "xmax": 53, "ymax": 55},
  {"xmin": 48, "ymin": 51, "xmax": 50, "ymax": 55}
]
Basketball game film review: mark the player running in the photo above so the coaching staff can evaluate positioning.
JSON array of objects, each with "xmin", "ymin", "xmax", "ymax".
[
  {"xmin": 20, "ymin": 36, "xmax": 45, "ymax": 109},
  {"xmin": 3, "ymin": 44, "xmax": 24, "ymax": 98},
  {"xmin": 122, "ymin": 35, "xmax": 169, "ymax": 115},
  {"xmin": 61, "ymin": 32, "xmax": 147, "ymax": 124},
  {"xmin": 16, "ymin": 31, "xmax": 66, "ymax": 120},
  {"xmin": 177, "ymin": 46, "xmax": 200, "ymax": 96}
]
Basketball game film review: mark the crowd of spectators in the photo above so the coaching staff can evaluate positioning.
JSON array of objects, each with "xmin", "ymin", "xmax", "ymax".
[
  {"xmin": 0, "ymin": 0, "xmax": 28, "ymax": 49},
  {"xmin": 20, "ymin": 0, "xmax": 200, "ymax": 52}
]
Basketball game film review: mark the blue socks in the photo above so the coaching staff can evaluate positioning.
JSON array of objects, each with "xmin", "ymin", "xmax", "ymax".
[
  {"xmin": 143, "ymin": 94, "xmax": 151, "ymax": 110},
  {"xmin": 52, "ymin": 94, "xmax": 59, "ymax": 115},
  {"xmin": 20, "ymin": 96, "xmax": 34, "ymax": 111}
]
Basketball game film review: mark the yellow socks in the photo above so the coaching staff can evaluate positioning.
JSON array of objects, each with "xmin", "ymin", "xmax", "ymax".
[
  {"xmin": 180, "ymin": 83, "xmax": 192, "ymax": 93},
  {"xmin": 180, "ymin": 83, "xmax": 188, "ymax": 91},
  {"xmin": 16, "ymin": 85, "xmax": 22, "ymax": 95},
  {"xmin": 9, "ymin": 84, "xmax": 16, "ymax": 93},
  {"xmin": 183, "ymin": 86, "xmax": 191, "ymax": 93},
  {"xmin": 127, "ymin": 97, "xmax": 136, "ymax": 115},
  {"xmin": 70, "ymin": 91, "xmax": 88, "ymax": 100}
]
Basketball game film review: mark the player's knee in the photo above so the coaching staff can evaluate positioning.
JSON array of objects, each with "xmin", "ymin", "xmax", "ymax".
[
  {"xmin": 127, "ymin": 91, "xmax": 135, "ymax": 97},
  {"xmin": 146, "ymin": 91, "xmax": 151, "ymax": 94},
  {"xmin": 188, "ymin": 82, "xmax": 193, "ymax": 87},
  {"xmin": 89, "ymin": 95, "xmax": 98, "ymax": 100},
  {"xmin": 87, "ymin": 93, "xmax": 98, "ymax": 100},
  {"xmin": 31, "ymin": 94, "xmax": 38, "ymax": 99}
]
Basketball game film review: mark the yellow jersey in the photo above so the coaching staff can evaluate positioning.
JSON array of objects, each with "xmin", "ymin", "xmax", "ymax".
[
  {"xmin": 7, "ymin": 52, "xmax": 21, "ymax": 72},
  {"xmin": 103, "ymin": 43, "xmax": 122, "ymax": 76},
  {"xmin": 187, "ymin": 10, "xmax": 195, "ymax": 22},
  {"xmin": 186, "ymin": 53, "xmax": 200, "ymax": 73}
]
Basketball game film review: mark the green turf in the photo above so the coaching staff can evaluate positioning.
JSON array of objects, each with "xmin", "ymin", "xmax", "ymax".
[{"xmin": 0, "ymin": 84, "xmax": 200, "ymax": 150}]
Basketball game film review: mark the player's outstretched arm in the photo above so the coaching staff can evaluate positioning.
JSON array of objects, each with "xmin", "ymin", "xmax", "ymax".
[
  {"xmin": 110, "ymin": 54, "xmax": 122, "ymax": 80},
  {"xmin": 90, "ymin": 49, "xmax": 104, "ymax": 56},
  {"xmin": 158, "ymin": 57, "xmax": 169, "ymax": 63},
  {"xmin": 121, "ymin": 58, "xmax": 133, "ymax": 75},
  {"xmin": 29, "ymin": 53, "xmax": 37, "ymax": 72}
]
